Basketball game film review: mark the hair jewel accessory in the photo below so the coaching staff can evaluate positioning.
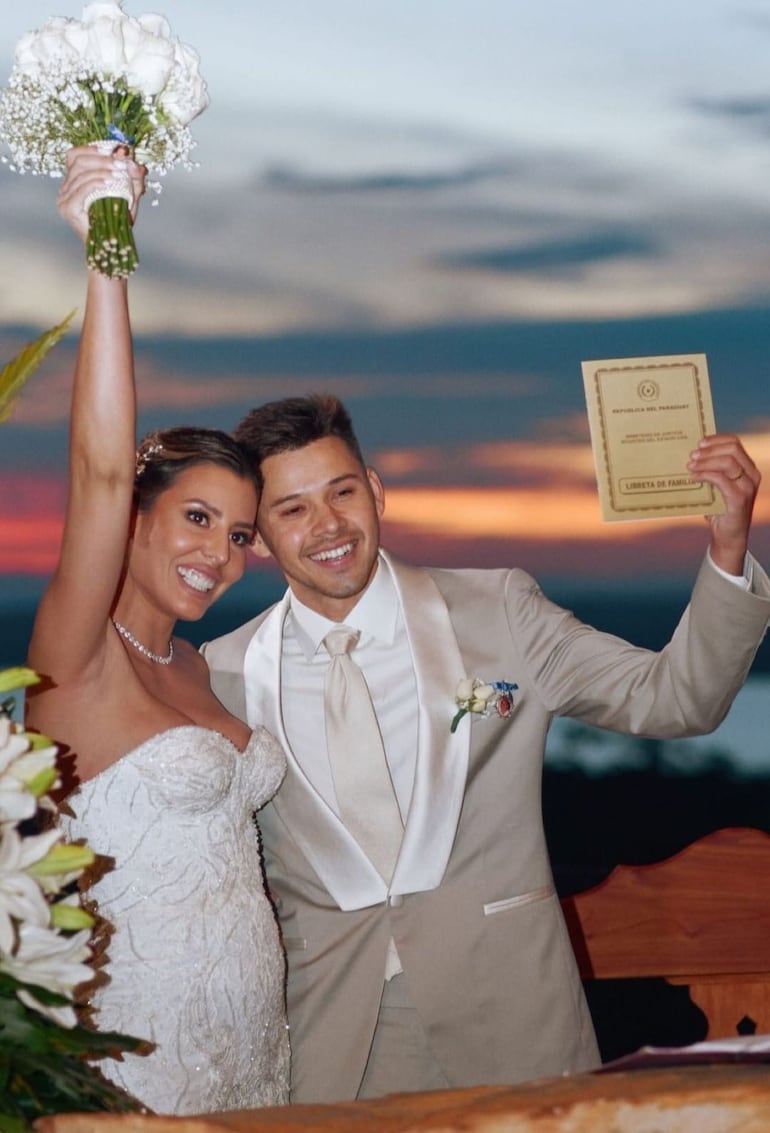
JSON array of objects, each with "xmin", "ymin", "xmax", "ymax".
[{"xmin": 135, "ymin": 439, "xmax": 164, "ymax": 477}]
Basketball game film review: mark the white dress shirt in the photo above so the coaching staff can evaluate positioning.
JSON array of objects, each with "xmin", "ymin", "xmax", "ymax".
[
  {"xmin": 280, "ymin": 554, "xmax": 419, "ymax": 828},
  {"xmin": 708, "ymin": 551, "xmax": 752, "ymax": 591},
  {"xmin": 280, "ymin": 555, "xmax": 416, "ymax": 981}
]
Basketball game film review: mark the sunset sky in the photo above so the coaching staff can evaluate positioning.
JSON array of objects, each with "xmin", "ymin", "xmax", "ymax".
[{"xmin": 2, "ymin": 0, "xmax": 770, "ymax": 600}]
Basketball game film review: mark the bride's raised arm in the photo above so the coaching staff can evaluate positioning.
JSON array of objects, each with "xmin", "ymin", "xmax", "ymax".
[{"xmin": 29, "ymin": 146, "xmax": 146, "ymax": 684}]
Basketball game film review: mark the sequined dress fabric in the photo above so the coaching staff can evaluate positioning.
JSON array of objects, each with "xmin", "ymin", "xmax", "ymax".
[{"xmin": 60, "ymin": 725, "xmax": 290, "ymax": 1115}]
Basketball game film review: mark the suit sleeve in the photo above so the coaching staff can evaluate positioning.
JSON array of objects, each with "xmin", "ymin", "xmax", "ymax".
[{"xmin": 505, "ymin": 554, "xmax": 770, "ymax": 738}]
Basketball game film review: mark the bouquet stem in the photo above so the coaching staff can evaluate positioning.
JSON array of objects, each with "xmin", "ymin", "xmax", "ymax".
[{"xmin": 86, "ymin": 196, "xmax": 138, "ymax": 279}]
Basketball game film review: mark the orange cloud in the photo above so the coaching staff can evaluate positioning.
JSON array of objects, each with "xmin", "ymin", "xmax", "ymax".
[
  {"xmin": 383, "ymin": 485, "xmax": 676, "ymax": 541},
  {"xmin": 377, "ymin": 430, "xmax": 770, "ymax": 541},
  {"xmin": 375, "ymin": 438, "xmax": 598, "ymax": 486},
  {"xmin": 0, "ymin": 474, "xmax": 65, "ymax": 573},
  {"xmin": 384, "ymin": 481, "xmax": 770, "ymax": 542},
  {"xmin": 2, "ymin": 431, "xmax": 769, "ymax": 576},
  {"xmin": 378, "ymin": 430, "xmax": 770, "ymax": 485},
  {"xmin": 0, "ymin": 516, "xmax": 63, "ymax": 573}
]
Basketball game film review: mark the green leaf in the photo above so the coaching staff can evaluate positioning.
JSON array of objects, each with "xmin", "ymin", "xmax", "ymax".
[
  {"xmin": 50, "ymin": 903, "xmax": 95, "ymax": 932},
  {"xmin": 0, "ymin": 988, "xmax": 145, "ymax": 1120},
  {"xmin": 19, "ymin": 766, "xmax": 57, "ymax": 799},
  {"xmin": 0, "ymin": 669, "xmax": 40, "ymax": 695},
  {"xmin": 0, "ymin": 1112, "xmax": 28, "ymax": 1133},
  {"xmin": 450, "ymin": 707, "xmax": 468, "ymax": 734},
  {"xmin": 28, "ymin": 842, "xmax": 95, "ymax": 877},
  {"xmin": 21, "ymin": 731, "xmax": 56, "ymax": 752},
  {"xmin": 0, "ymin": 984, "xmax": 144, "ymax": 1057},
  {"xmin": 0, "ymin": 311, "xmax": 76, "ymax": 422}
]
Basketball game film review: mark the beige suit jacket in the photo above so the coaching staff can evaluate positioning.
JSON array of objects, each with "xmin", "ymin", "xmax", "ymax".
[{"xmin": 202, "ymin": 551, "xmax": 770, "ymax": 1103}]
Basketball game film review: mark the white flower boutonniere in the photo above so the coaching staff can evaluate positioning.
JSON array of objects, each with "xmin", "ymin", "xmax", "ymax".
[{"xmin": 451, "ymin": 677, "xmax": 518, "ymax": 734}]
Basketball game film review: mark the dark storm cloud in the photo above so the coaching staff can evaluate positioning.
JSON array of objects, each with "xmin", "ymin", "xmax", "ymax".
[
  {"xmin": 5, "ymin": 298, "xmax": 767, "ymax": 471},
  {"xmin": 687, "ymin": 95, "xmax": 770, "ymax": 136},
  {"xmin": 259, "ymin": 159, "xmax": 518, "ymax": 195},
  {"xmin": 435, "ymin": 230, "xmax": 660, "ymax": 276}
]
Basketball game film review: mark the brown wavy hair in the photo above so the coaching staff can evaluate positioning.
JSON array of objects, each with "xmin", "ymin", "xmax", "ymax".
[
  {"xmin": 133, "ymin": 426, "xmax": 260, "ymax": 512},
  {"xmin": 233, "ymin": 394, "xmax": 366, "ymax": 489}
]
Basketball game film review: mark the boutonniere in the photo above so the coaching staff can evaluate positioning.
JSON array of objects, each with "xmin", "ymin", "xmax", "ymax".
[{"xmin": 451, "ymin": 678, "xmax": 518, "ymax": 733}]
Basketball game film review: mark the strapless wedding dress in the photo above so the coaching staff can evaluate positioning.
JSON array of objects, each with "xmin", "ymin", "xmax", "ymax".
[{"xmin": 60, "ymin": 725, "xmax": 290, "ymax": 1115}]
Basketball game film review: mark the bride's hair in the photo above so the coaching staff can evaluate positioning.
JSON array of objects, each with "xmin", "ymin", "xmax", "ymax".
[{"xmin": 134, "ymin": 426, "xmax": 259, "ymax": 512}]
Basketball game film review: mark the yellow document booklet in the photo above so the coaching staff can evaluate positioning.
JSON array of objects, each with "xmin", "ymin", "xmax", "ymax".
[{"xmin": 581, "ymin": 353, "xmax": 724, "ymax": 522}]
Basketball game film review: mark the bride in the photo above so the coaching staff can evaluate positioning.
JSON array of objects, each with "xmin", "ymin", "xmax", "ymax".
[{"xmin": 26, "ymin": 147, "xmax": 290, "ymax": 1115}]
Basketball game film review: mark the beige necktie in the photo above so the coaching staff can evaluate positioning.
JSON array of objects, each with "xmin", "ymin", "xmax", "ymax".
[{"xmin": 323, "ymin": 627, "xmax": 404, "ymax": 882}]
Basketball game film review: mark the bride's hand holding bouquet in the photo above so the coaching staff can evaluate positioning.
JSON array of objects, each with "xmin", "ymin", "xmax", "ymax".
[
  {"xmin": 0, "ymin": 1, "xmax": 208, "ymax": 278},
  {"xmin": 57, "ymin": 144, "xmax": 146, "ymax": 247}
]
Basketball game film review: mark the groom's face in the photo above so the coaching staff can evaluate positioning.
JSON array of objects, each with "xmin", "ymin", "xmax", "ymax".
[{"xmin": 251, "ymin": 435, "xmax": 385, "ymax": 621}]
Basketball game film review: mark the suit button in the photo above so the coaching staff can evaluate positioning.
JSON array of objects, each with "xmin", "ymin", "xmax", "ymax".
[{"xmin": 389, "ymin": 894, "xmax": 404, "ymax": 908}]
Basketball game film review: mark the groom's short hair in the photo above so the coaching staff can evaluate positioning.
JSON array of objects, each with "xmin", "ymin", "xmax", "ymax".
[{"xmin": 234, "ymin": 394, "xmax": 366, "ymax": 488}]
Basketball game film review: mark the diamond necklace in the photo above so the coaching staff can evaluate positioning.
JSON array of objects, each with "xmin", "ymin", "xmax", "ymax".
[{"xmin": 112, "ymin": 619, "xmax": 174, "ymax": 665}]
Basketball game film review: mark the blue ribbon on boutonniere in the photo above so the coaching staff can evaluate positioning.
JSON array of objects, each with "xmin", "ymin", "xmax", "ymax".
[{"xmin": 451, "ymin": 678, "xmax": 518, "ymax": 734}]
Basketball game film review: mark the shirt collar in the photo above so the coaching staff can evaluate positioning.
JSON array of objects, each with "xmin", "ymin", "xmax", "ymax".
[{"xmin": 288, "ymin": 552, "xmax": 400, "ymax": 660}]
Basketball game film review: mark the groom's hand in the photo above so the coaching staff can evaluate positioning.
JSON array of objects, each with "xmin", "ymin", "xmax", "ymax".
[{"xmin": 687, "ymin": 434, "xmax": 761, "ymax": 576}]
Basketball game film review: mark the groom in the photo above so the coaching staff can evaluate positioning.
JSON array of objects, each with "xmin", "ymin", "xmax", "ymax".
[{"xmin": 202, "ymin": 394, "xmax": 770, "ymax": 1104}]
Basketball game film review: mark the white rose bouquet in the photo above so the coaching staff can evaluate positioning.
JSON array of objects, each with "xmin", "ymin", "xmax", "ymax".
[
  {"xmin": 0, "ymin": 670, "xmax": 143, "ymax": 1129},
  {"xmin": 0, "ymin": 1, "xmax": 209, "ymax": 278}
]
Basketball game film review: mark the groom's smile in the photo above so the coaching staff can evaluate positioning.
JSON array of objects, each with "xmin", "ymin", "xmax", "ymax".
[{"xmin": 251, "ymin": 436, "xmax": 386, "ymax": 621}]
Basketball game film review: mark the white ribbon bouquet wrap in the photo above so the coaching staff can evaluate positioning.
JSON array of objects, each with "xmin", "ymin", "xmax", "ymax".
[{"xmin": 0, "ymin": 1, "xmax": 209, "ymax": 277}]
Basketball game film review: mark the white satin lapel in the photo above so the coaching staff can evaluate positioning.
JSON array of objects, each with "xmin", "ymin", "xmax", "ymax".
[
  {"xmin": 242, "ymin": 595, "xmax": 288, "ymax": 735},
  {"xmin": 244, "ymin": 595, "xmax": 388, "ymax": 911},
  {"xmin": 384, "ymin": 553, "xmax": 470, "ymax": 895}
]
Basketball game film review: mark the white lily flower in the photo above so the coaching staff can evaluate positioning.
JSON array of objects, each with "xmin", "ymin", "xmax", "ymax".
[
  {"xmin": 0, "ymin": 716, "xmax": 30, "ymax": 771},
  {"xmin": 7, "ymin": 742, "xmax": 59, "ymax": 788},
  {"xmin": 1, "ymin": 922, "xmax": 92, "ymax": 1001},
  {"xmin": 0, "ymin": 873, "xmax": 49, "ymax": 954},
  {"xmin": 0, "ymin": 716, "xmax": 58, "ymax": 806},
  {"xmin": 0, "ymin": 777, "xmax": 37, "ymax": 826},
  {"xmin": 0, "ymin": 674, "xmax": 140, "ymax": 1097},
  {"xmin": 28, "ymin": 840, "xmax": 95, "ymax": 896},
  {"xmin": 0, "ymin": 720, "xmax": 59, "ymax": 823},
  {"xmin": 0, "ymin": 826, "xmax": 61, "ymax": 952},
  {"xmin": 51, "ymin": 892, "xmax": 95, "ymax": 932},
  {"xmin": 17, "ymin": 987, "xmax": 78, "ymax": 1029}
]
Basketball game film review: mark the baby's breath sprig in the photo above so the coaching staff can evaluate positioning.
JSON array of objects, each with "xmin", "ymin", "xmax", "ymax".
[{"xmin": 0, "ymin": 2, "xmax": 208, "ymax": 279}]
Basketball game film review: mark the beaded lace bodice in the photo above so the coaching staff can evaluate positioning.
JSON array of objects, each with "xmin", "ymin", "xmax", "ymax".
[{"xmin": 60, "ymin": 724, "xmax": 289, "ymax": 1115}]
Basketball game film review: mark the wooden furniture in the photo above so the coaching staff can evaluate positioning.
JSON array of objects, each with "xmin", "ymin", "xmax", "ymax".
[
  {"xmin": 561, "ymin": 825, "xmax": 770, "ymax": 1039},
  {"xmin": 35, "ymin": 1066, "xmax": 770, "ymax": 1131}
]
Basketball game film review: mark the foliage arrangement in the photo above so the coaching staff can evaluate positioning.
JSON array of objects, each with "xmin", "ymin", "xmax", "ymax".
[
  {"xmin": 0, "ymin": 89, "xmax": 149, "ymax": 1122},
  {"xmin": 0, "ymin": 669, "xmax": 144, "ymax": 1130}
]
